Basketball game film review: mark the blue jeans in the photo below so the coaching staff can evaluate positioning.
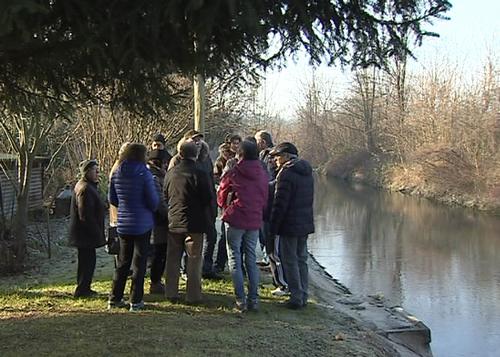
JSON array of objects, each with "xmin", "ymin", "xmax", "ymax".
[{"xmin": 225, "ymin": 225, "xmax": 259, "ymax": 304}]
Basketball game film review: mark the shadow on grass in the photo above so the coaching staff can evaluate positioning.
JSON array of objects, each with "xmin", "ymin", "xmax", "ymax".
[
  {"xmin": 0, "ymin": 274, "xmax": 370, "ymax": 356},
  {"xmin": 0, "ymin": 303, "xmax": 342, "ymax": 357},
  {"xmin": 0, "ymin": 274, "xmax": 302, "ymax": 319}
]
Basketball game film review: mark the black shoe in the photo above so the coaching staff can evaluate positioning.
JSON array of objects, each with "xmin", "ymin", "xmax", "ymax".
[
  {"xmin": 129, "ymin": 301, "xmax": 145, "ymax": 312},
  {"xmin": 185, "ymin": 299, "xmax": 203, "ymax": 306},
  {"xmin": 107, "ymin": 299, "xmax": 129, "ymax": 310},
  {"xmin": 282, "ymin": 301, "xmax": 303, "ymax": 310},
  {"xmin": 213, "ymin": 265, "xmax": 225, "ymax": 274},
  {"xmin": 74, "ymin": 289, "xmax": 98, "ymax": 298},
  {"xmin": 234, "ymin": 301, "xmax": 247, "ymax": 313},
  {"xmin": 166, "ymin": 296, "xmax": 181, "ymax": 304},
  {"xmin": 202, "ymin": 271, "xmax": 223, "ymax": 280},
  {"xmin": 247, "ymin": 300, "xmax": 259, "ymax": 312}
]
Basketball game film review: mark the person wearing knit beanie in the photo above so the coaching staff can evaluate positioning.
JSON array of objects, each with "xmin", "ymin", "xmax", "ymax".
[
  {"xmin": 79, "ymin": 159, "xmax": 98, "ymax": 179},
  {"xmin": 69, "ymin": 159, "xmax": 105, "ymax": 298}
]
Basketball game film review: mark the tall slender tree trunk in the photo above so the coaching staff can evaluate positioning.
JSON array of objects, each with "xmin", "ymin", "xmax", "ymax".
[
  {"xmin": 194, "ymin": 73, "xmax": 206, "ymax": 134},
  {"xmin": 12, "ymin": 151, "xmax": 34, "ymax": 269},
  {"xmin": 12, "ymin": 193, "xmax": 28, "ymax": 268}
]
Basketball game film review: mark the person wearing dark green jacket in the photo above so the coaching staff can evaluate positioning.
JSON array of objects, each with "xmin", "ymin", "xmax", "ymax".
[{"xmin": 69, "ymin": 159, "xmax": 106, "ymax": 298}]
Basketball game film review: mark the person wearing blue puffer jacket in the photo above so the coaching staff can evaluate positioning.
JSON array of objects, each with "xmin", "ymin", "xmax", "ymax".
[{"xmin": 108, "ymin": 143, "xmax": 159, "ymax": 312}]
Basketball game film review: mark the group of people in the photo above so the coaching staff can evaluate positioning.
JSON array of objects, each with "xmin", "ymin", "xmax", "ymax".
[{"xmin": 69, "ymin": 128, "xmax": 315, "ymax": 312}]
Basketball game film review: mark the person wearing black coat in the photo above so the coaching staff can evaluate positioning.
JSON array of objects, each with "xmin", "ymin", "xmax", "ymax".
[
  {"xmin": 164, "ymin": 141, "xmax": 212, "ymax": 303},
  {"xmin": 269, "ymin": 142, "xmax": 315, "ymax": 310},
  {"xmin": 147, "ymin": 149, "xmax": 170, "ymax": 294},
  {"xmin": 69, "ymin": 160, "xmax": 106, "ymax": 297}
]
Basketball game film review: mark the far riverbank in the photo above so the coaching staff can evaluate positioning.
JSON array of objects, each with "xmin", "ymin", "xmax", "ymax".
[{"xmin": 321, "ymin": 150, "xmax": 500, "ymax": 212}]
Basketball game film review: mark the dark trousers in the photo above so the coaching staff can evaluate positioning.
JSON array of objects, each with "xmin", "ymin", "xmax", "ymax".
[
  {"xmin": 150, "ymin": 243, "xmax": 167, "ymax": 283},
  {"xmin": 75, "ymin": 248, "xmax": 96, "ymax": 295},
  {"xmin": 258, "ymin": 223, "xmax": 267, "ymax": 251},
  {"xmin": 214, "ymin": 220, "xmax": 227, "ymax": 271},
  {"xmin": 110, "ymin": 231, "xmax": 150, "ymax": 304},
  {"xmin": 268, "ymin": 236, "xmax": 288, "ymax": 288},
  {"xmin": 263, "ymin": 221, "xmax": 287, "ymax": 288},
  {"xmin": 280, "ymin": 235, "xmax": 308, "ymax": 305},
  {"xmin": 202, "ymin": 220, "xmax": 218, "ymax": 274}
]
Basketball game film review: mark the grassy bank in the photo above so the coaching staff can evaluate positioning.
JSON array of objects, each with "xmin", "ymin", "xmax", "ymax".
[
  {"xmin": 323, "ymin": 150, "xmax": 500, "ymax": 211},
  {"xmin": 0, "ymin": 218, "xmax": 392, "ymax": 356}
]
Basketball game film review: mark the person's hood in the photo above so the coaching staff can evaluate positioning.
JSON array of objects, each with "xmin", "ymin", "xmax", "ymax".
[
  {"xmin": 282, "ymin": 158, "xmax": 312, "ymax": 176},
  {"xmin": 117, "ymin": 160, "xmax": 147, "ymax": 176},
  {"xmin": 234, "ymin": 159, "xmax": 266, "ymax": 180}
]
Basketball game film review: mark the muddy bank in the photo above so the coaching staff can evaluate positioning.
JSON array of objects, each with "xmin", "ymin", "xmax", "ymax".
[
  {"xmin": 308, "ymin": 254, "xmax": 433, "ymax": 357},
  {"xmin": 321, "ymin": 150, "xmax": 500, "ymax": 212}
]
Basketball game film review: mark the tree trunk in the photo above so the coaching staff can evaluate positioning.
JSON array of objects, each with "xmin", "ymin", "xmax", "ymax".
[
  {"xmin": 12, "ymin": 153, "xmax": 33, "ymax": 269},
  {"xmin": 12, "ymin": 193, "xmax": 28, "ymax": 269},
  {"xmin": 194, "ymin": 74, "xmax": 206, "ymax": 135}
]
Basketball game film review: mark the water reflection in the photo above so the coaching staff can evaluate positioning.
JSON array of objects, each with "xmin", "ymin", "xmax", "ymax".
[{"xmin": 309, "ymin": 177, "xmax": 500, "ymax": 357}]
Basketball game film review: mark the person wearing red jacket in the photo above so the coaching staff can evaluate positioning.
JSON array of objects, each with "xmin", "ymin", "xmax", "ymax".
[{"xmin": 217, "ymin": 140, "xmax": 269, "ymax": 312}]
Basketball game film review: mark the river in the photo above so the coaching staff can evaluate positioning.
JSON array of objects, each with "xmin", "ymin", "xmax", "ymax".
[{"xmin": 308, "ymin": 177, "xmax": 500, "ymax": 357}]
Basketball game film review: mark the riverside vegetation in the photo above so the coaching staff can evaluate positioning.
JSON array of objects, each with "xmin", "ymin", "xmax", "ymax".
[
  {"xmin": 0, "ymin": 217, "xmax": 396, "ymax": 356},
  {"xmin": 286, "ymin": 56, "xmax": 500, "ymax": 211}
]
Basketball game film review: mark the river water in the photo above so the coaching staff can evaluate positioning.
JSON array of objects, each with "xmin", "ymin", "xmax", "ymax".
[{"xmin": 308, "ymin": 177, "xmax": 500, "ymax": 357}]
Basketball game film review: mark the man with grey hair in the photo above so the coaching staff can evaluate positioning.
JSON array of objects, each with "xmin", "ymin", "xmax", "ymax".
[
  {"xmin": 269, "ymin": 142, "xmax": 314, "ymax": 310},
  {"xmin": 163, "ymin": 140, "xmax": 212, "ymax": 303},
  {"xmin": 254, "ymin": 130, "xmax": 276, "ymax": 179}
]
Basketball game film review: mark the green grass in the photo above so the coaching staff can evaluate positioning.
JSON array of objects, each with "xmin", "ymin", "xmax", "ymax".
[{"xmin": 0, "ymin": 247, "xmax": 386, "ymax": 356}]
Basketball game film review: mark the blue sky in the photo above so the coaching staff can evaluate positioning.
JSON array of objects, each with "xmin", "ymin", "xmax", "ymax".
[{"xmin": 262, "ymin": 1, "xmax": 499, "ymax": 119}]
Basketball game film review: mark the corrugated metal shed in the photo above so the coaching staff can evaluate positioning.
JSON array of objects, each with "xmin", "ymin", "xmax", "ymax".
[{"xmin": 0, "ymin": 154, "xmax": 48, "ymax": 216}]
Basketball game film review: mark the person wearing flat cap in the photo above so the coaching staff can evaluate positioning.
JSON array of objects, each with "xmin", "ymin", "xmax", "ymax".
[
  {"xmin": 183, "ymin": 129, "xmax": 204, "ymax": 142},
  {"xmin": 69, "ymin": 159, "xmax": 106, "ymax": 298},
  {"xmin": 268, "ymin": 142, "xmax": 315, "ymax": 310}
]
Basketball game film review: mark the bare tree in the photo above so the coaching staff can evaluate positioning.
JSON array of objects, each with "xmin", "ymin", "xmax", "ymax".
[{"xmin": 0, "ymin": 96, "xmax": 68, "ymax": 268}]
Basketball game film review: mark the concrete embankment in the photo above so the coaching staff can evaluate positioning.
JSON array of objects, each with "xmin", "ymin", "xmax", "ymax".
[{"xmin": 308, "ymin": 254, "xmax": 433, "ymax": 357}]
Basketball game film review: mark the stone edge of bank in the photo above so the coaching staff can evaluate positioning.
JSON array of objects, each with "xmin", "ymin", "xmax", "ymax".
[{"xmin": 307, "ymin": 253, "xmax": 433, "ymax": 357}]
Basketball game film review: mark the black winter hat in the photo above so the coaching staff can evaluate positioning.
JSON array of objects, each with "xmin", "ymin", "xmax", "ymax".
[
  {"xmin": 152, "ymin": 133, "xmax": 166, "ymax": 144},
  {"xmin": 269, "ymin": 142, "xmax": 298, "ymax": 157}
]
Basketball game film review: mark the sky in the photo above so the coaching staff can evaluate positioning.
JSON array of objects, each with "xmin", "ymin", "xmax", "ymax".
[{"xmin": 260, "ymin": 1, "xmax": 500, "ymax": 119}]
